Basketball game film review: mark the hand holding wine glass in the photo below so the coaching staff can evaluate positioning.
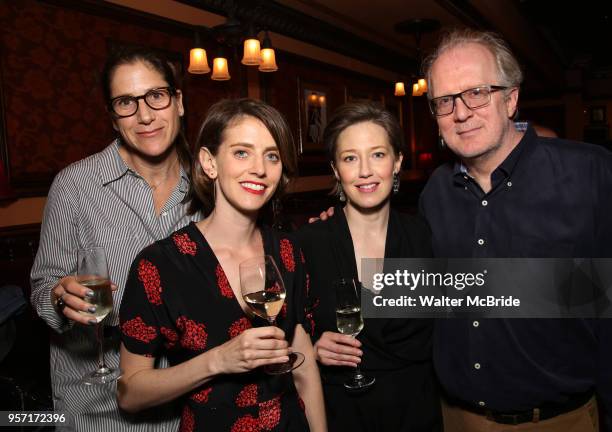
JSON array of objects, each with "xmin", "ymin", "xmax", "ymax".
[
  {"xmin": 239, "ymin": 255, "xmax": 305, "ymax": 374},
  {"xmin": 77, "ymin": 247, "xmax": 121, "ymax": 385},
  {"xmin": 335, "ymin": 278, "xmax": 375, "ymax": 390}
]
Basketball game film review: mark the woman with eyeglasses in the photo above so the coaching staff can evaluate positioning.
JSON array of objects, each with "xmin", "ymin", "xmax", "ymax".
[
  {"xmin": 31, "ymin": 46, "xmax": 198, "ymax": 431},
  {"xmin": 296, "ymin": 102, "xmax": 441, "ymax": 431}
]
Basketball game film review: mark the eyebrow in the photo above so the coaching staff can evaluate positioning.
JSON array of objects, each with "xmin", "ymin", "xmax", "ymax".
[
  {"xmin": 339, "ymin": 145, "xmax": 388, "ymax": 153},
  {"xmin": 228, "ymin": 142, "xmax": 279, "ymax": 152},
  {"xmin": 110, "ymin": 86, "xmax": 168, "ymax": 99}
]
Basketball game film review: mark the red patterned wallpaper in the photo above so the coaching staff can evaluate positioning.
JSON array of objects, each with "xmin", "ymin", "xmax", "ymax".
[
  {"xmin": 0, "ymin": 0, "xmax": 428, "ymax": 195},
  {"xmin": 0, "ymin": 0, "xmax": 237, "ymax": 194}
]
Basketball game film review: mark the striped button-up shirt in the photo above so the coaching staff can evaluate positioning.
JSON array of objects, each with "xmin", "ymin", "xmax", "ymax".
[{"xmin": 31, "ymin": 140, "xmax": 200, "ymax": 431}]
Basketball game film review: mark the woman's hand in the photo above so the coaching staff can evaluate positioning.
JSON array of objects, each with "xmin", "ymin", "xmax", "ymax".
[
  {"xmin": 51, "ymin": 276, "xmax": 118, "ymax": 325},
  {"xmin": 212, "ymin": 326, "xmax": 290, "ymax": 374},
  {"xmin": 314, "ymin": 331, "xmax": 362, "ymax": 367}
]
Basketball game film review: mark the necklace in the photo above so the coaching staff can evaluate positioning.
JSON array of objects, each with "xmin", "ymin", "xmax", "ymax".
[{"xmin": 148, "ymin": 158, "xmax": 178, "ymax": 191}]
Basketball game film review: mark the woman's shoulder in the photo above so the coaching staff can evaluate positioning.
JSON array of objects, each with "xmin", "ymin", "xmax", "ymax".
[
  {"xmin": 294, "ymin": 217, "xmax": 332, "ymax": 241},
  {"xmin": 134, "ymin": 223, "xmax": 198, "ymax": 266}
]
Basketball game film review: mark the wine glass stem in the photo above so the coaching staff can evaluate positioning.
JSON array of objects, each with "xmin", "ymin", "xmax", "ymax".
[
  {"xmin": 352, "ymin": 336, "xmax": 364, "ymax": 379},
  {"xmin": 354, "ymin": 365, "xmax": 365, "ymax": 379},
  {"xmin": 96, "ymin": 323, "xmax": 106, "ymax": 371}
]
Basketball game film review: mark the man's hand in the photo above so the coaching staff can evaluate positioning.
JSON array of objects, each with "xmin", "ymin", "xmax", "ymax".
[{"xmin": 308, "ymin": 207, "xmax": 335, "ymax": 224}]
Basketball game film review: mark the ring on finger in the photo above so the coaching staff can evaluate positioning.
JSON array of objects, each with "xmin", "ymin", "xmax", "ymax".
[{"xmin": 55, "ymin": 291, "xmax": 68, "ymax": 313}]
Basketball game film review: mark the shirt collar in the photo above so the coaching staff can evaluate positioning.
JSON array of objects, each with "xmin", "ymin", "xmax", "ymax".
[
  {"xmin": 452, "ymin": 123, "xmax": 537, "ymax": 184},
  {"xmin": 98, "ymin": 139, "xmax": 190, "ymax": 193},
  {"xmin": 98, "ymin": 139, "xmax": 130, "ymax": 186}
]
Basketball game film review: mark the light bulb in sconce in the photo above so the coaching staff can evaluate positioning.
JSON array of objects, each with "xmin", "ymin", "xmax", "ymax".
[
  {"xmin": 412, "ymin": 83, "xmax": 423, "ymax": 97},
  {"xmin": 259, "ymin": 31, "xmax": 278, "ymax": 72},
  {"xmin": 394, "ymin": 82, "xmax": 406, "ymax": 96},
  {"xmin": 417, "ymin": 78, "xmax": 428, "ymax": 93},
  {"xmin": 211, "ymin": 57, "xmax": 230, "ymax": 81},
  {"xmin": 242, "ymin": 38, "xmax": 261, "ymax": 66},
  {"xmin": 188, "ymin": 48, "xmax": 211, "ymax": 74}
]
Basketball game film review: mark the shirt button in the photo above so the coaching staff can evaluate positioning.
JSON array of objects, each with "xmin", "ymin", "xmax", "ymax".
[
  {"xmin": 477, "ymin": 238, "xmax": 485, "ymax": 246},
  {"xmin": 161, "ymin": 211, "xmax": 168, "ymax": 217},
  {"xmin": 481, "ymin": 200, "xmax": 488, "ymax": 206},
  {"xmin": 473, "ymin": 320, "xmax": 479, "ymax": 327},
  {"xmin": 478, "ymin": 401, "xmax": 486, "ymax": 407},
  {"xmin": 507, "ymin": 181, "xmax": 513, "ymax": 187},
  {"xmin": 474, "ymin": 363, "xmax": 481, "ymax": 370}
]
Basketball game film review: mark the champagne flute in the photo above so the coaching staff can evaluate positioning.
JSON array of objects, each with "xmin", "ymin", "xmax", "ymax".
[
  {"xmin": 77, "ymin": 247, "xmax": 121, "ymax": 385},
  {"xmin": 335, "ymin": 278, "xmax": 375, "ymax": 390},
  {"xmin": 239, "ymin": 255, "xmax": 305, "ymax": 374}
]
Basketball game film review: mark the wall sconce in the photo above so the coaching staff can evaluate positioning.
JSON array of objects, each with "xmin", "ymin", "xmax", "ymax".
[
  {"xmin": 188, "ymin": 14, "xmax": 279, "ymax": 79},
  {"xmin": 417, "ymin": 78, "xmax": 428, "ymax": 93},
  {"xmin": 188, "ymin": 33, "xmax": 210, "ymax": 74},
  {"xmin": 258, "ymin": 31, "xmax": 278, "ymax": 72},
  {"xmin": 242, "ymin": 38, "xmax": 261, "ymax": 66},
  {"xmin": 394, "ymin": 81, "xmax": 406, "ymax": 97},
  {"xmin": 394, "ymin": 18, "xmax": 440, "ymax": 97},
  {"xmin": 211, "ymin": 56, "xmax": 231, "ymax": 81}
]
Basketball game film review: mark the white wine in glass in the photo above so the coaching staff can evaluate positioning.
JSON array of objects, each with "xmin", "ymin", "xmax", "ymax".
[
  {"xmin": 336, "ymin": 306, "xmax": 364, "ymax": 337},
  {"xmin": 335, "ymin": 278, "xmax": 375, "ymax": 390},
  {"xmin": 244, "ymin": 289, "xmax": 286, "ymax": 320},
  {"xmin": 78, "ymin": 278, "xmax": 113, "ymax": 323},
  {"xmin": 239, "ymin": 255, "xmax": 305, "ymax": 374},
  {"xmin": 77, "ymin": 247, "xmax": 122, "ymax": 385}
]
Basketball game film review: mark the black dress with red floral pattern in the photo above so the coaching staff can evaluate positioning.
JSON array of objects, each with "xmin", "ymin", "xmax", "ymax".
[{"xmin": 120, "ymin": 222, "xmax": 310, "ymax": 432}]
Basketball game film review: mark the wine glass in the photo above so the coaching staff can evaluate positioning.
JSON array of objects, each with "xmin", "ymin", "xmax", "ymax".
[
  {"xmin": 77, "ymin": 247, "xmax": 122, "ymax": 385},
  {"xmin": 239, "ymin": 255, "xmax": 305, "ymax": 374},
  {"xmin": 334, "ymin": 278, "xmax": 375, "ymax": 390}
]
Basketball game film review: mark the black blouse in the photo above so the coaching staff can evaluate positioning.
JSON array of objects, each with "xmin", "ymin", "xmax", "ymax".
[
  {"xmin": 120, "ymin": 222, "xmax": 309, "ymax": 432},
  {"xmin": 296, "ymin": 206, "xmax": 434, "ymax": 381}
]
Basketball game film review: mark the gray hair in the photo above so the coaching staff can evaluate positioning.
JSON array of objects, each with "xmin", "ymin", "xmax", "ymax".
[{"xmin": 422, "ymin": 28, "xmax": 523, "ymax": 98}]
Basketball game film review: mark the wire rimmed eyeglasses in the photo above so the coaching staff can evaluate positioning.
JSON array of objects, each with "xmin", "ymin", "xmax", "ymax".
[
  {"xmin": 109, "ymin": 87, "xmax": 176, "ymax": 118},
  {"xmin": 428, "ymin": 85, "xmax": 509, "ymax": 117}
]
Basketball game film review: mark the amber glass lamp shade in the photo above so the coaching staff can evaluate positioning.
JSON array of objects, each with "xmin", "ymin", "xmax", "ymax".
[
  {"xmin": 211, "ymin": 57, "xmax": 230, "ymax": 81},
  {"xmin": 394, "ymin": 82, "xmax": 406, "ymax": 96},
  {"xmin": 188, "ymin": 48, "xmax": 210, "ymax": 74},
  {"xmin": 242, "ymin": 38, "xmax": 261, "ymax": 66},
  {"xmin": 417, "ymin": 78, "xmax": 428, "ymax": 93}
]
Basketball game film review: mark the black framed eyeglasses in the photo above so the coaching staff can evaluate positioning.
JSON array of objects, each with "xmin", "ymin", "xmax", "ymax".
[
  {"xmin": 429, "ymin": 85, "xmax": 509, "ymax": 117},
  {"xmin": 109, "ymin": 87, "xmax": 176, "ymax": 118}
]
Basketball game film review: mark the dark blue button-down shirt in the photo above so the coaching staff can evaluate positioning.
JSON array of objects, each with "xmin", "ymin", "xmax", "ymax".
[{"xmin": 419, "ymin": 126, "xmax": 612, "ymax": 423}]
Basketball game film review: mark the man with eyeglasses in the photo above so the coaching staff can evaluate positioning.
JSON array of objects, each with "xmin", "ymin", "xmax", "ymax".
[{"xmin": 418, "ymin": 29, "xmax": 612, "ymax": 431}]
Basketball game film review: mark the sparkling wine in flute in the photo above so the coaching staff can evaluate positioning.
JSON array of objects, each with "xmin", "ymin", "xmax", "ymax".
[
  {"xmin": 79, "ymin": 278, "xmax": 113, "ymax": 322},
  {"xmin": 336, "ymin": 306, "xmax": 364, "ymax": 337},
  {"xmin": 243, "ymin": 290, "xmax": 286, "ymax": 321},
  {"xmin": 334, "ymin": 278, "xmax": 375, "ymax": 390}
]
